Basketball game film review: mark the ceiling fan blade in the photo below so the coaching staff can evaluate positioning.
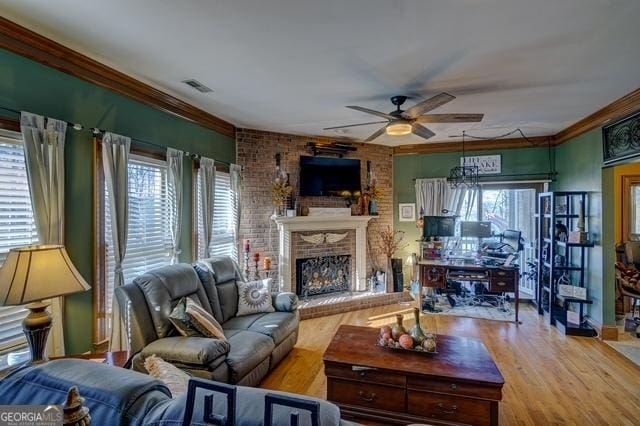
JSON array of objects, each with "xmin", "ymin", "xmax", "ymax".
[
  {"xmin": 415, "ymin": 113, "xmax": 484, "ymax": 123},
  {"xmin": 323, "ymin": 121, "xmax": 388, "ymax": 130},
  {"xmin": 346, "ymin": 105, "xmax": 395, "ymax": 120},
  {"xmin": 403, "ymin": 92, "xmax": 456, "ymax": 118},
  {"xmin": 411, "ymin": 123, "xmax": 436, "ymax": 140},
  {"xmin": 365, "ymin": 126, "xmax": 387, "ymax": 142}
]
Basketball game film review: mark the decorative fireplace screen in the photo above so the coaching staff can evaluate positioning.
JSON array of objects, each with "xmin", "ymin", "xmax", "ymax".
[{"xmin": 296, "ymin": 255, "xmax": 351, "ymax": 298}]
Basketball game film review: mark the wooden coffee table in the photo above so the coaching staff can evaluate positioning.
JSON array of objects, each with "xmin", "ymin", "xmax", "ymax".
[{"xmin": 323, "ymin": 325, "xmax": 504, "ymax": 426}]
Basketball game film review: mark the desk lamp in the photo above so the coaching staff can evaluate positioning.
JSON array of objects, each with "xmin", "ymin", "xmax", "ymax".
[{"xmin": 0, "ymin": 245, "xmax": 90, "ymax": 363}]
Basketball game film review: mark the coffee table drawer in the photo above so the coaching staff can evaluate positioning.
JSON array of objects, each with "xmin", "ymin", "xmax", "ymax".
[
  {"xmin": 328, "ymin": 379, "xmax": 406, "ymax": 412},
  {"xmin": 408, "ymin": 391, "xmax": 492, "ymax": 426},
  {"xmin": 325, "ymin": 363, "xmax": 406, "ymax": 386},
  {"xmin": 408, "ymin": 377, "xmax": 502, "ymax": 400}
]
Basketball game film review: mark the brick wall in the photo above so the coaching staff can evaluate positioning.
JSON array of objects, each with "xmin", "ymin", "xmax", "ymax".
[{"xmin": 236, "ymin": 128, "xmax": 393, "ymax": 287}]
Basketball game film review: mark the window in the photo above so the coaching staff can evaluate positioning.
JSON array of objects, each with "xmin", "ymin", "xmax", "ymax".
[
  {"xmin": 103, "ymin": 154, "xmax": 172, "ymax": 330},
  {"xmin": 622, "ymin": 175, "xmax": 640, "ymax": 241},
  {"xmin": 0, "ymin": 130, "xmax": 38, "ymax": 355},
  {"xmin": 195, "ymin": 168, "xmax": 237, "ymax": 261}
]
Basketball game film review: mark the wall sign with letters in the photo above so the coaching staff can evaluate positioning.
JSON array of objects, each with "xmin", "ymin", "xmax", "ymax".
[{"xmin": 461, "ymin": 155, "xmax": 502, "ymax": 175}]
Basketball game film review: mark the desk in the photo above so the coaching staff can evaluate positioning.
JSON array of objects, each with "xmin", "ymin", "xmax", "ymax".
[{"xmin": 419, "ymin": 259, "xmax": 520, "ymax": 323}]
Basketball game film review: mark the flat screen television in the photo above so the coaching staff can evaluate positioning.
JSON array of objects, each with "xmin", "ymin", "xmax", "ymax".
[
  {"xmin": 299, "ymin": 156, "xmax": 361, "ymax": 196},
  {"xmin": 423, "ymin": 216, "xmax": 456, "ymax": 239}
]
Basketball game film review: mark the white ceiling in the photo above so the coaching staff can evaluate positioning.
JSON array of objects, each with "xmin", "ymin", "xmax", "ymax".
[{"xmin": 1, "ymin": 0, "xmax": 639, "ymax": 145}]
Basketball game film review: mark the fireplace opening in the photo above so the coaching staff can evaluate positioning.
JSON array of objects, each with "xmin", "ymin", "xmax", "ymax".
[{"xmin": 296, "ymin": 255, "xmax": 351, "ymax": 298}]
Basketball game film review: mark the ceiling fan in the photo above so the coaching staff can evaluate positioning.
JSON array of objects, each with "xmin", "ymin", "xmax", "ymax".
[{"xmin": 323, "ymin": 93, "xmax": 484, "ymax": 142}]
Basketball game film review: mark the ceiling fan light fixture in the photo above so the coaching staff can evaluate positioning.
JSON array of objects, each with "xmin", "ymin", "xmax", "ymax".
[{"xmin": 385, "ymin": 120, "xmax": 412, "ymax": 136}]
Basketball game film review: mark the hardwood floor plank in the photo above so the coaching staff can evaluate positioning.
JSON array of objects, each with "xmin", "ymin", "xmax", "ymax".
[{"xmin": 260, "ymin": 303, "xmax": 640, "ymax": 424}]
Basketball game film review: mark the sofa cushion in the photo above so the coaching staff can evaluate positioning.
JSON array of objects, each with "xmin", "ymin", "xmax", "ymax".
[
  {"xmin": 205, "ymin": 256, "xmax": 243, "ymax": 320},
  {"xmin": 140, "ymin": 337, "xmax": 230, "ymax": 367},
  {"xmin": 247, "ymin": 312, "xmax": 299, "ymax": 346},
  {"xmin": 217, "ymin": 281, "xmax": 239, "ymax": 322},
  {"xmin": 237, "ymin": 278, "xmax": 275, "ymax": 317},
  {"xmin": 193, "ymin": 262, "xmax": 225, "ymax": 323},
  {"xmin": 225, "ymin": 331, "xmax": 275, "ymax": 383},
  {"xmin": 222, "ymin": 313, "xmax": 266, "ymax": 331},
  {"xmin": 134, "ymin": 264, "xmax": 212, "ymax": 339}
]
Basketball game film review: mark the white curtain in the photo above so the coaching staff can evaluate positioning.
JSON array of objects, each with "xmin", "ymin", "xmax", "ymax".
[
  {"xmin": 20, "ymin": 111, "xmax": 67, "ymax": 356},
  {"xmin": 167, "ymin": 148, "xmax": 183, "ymax": 264},
  {"xmin": 102, "ymin": 132, "xmax": 131, "ymax": 351},
  {"xmin": 230, "ymin": 164, "xmax": 242, "ymax": 257},
  {"xmin": 199, "ymin": 157, "xmax": 216, "ymax": 258},
  {"xmin": 415, "ymin": 177, "xmax": 468, "ymax": 217}
]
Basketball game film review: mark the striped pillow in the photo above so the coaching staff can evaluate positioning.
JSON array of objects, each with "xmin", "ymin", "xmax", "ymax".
[{"xmin": 185, "ymin": 297, "xmax": 226, "ymax": 341}]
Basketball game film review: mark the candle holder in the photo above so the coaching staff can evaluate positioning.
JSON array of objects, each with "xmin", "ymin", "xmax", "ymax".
[
  {"xmin": 253, "ymin": 253, "xmax": 261, "ymax": 281},
  {"xmin": 244, "ymin": 252, "xmax": 250, "ymax": 280}
]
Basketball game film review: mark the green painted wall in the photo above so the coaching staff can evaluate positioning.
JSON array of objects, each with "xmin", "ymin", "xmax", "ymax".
[
  {"xmin": 554, "ymin": 129, "xmax": 614, "ymax": 326},
  {"xmin": 0, "ymin": 49, "xmax": 235, "ymax": 354},
  {"xmin": 393, "ymin": 146, "xmax": 553, "ymax": 258}
]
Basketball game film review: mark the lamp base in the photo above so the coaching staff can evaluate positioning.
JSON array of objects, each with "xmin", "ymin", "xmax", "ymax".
[{"xmin": 23, "ymin": 301, "xmax": 52, "ymax": 364}]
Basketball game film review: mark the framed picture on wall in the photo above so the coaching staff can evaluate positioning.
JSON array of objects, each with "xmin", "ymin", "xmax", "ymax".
[{"xmin": 398, "ymin": 203, "xmax": 416, "ymax": 222}]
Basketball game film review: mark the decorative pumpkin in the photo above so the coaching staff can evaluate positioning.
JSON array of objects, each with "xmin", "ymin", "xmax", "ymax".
[
  {"xmin": 398, "ymin": 334, "xmax": 414, "ymax": 349},
  {"xmin": 422, "ymin": 336, "xmax": 437, "ymax": 353},
  {"xmin": 380, "ymin": 325, "xmax": 392, "ymax": 337}
]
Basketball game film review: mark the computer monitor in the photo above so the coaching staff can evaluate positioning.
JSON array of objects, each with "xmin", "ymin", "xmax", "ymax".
[
  {"xmin": 423, "ymin": 216, "xmax": 456, "ymax": 239},
  {"xmin": 460, "ymin": 221, "xmax": 493, "ymax": 238}
]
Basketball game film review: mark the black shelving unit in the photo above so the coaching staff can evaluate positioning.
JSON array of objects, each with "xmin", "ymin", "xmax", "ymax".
[{"xmin": 535, "ymin": 191, "xmax": 596, "ymax": 337}]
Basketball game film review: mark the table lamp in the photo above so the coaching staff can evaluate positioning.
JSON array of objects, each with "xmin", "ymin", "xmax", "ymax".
[
  {"xmin": 405, "ymin": 253, "xmax": 418, "ymax": 283},
  {"xmin": 0, "ymin": 245, "xmax": 90, "ymax": 363}
]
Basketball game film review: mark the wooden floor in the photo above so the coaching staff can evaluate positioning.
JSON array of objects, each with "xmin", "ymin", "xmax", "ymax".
[{"xmin": 261, "ymin": 302, "xmax": 640, "ymax": 425}]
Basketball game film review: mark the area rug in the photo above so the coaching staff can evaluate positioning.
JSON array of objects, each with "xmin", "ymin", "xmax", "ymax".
[
  {"xmin": 605, "ymin": 327, "xmax": 640, "ymax": 367},
  {"xmin": 425, "ymin": 294, "xmax": 516, "ymax": 323}
]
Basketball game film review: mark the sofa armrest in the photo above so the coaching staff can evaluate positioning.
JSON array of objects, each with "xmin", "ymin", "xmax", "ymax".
[
  {"xmin": 140, "ymin": 337, "xmax": 230, "ymax": 367},
  {"xmin": 271, "ymin": 292, "xmax": 298, "ymax": 312}
]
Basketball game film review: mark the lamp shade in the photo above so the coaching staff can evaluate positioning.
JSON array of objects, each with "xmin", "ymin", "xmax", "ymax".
[{"xmin": 0, "ymin": 245, "xmax": 90, "ymax": 306}]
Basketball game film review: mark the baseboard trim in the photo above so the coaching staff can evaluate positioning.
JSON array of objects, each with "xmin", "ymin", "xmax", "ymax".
[{"xmin": 586, "ymin": 317, "xmax": 619, "ymax": 341}]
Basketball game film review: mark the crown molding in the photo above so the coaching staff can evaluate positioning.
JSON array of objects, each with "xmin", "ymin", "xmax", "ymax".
[
  {"xmin": 554, "ymin": 87, "xmax": 640, "ymax": 144},
  {"xmin": 0, "ymin": 17, "xmax": 235, "ymax": 138},
  {"xmin": 393, "ymin": 135, "xmax": 551, "ymax": 156}
]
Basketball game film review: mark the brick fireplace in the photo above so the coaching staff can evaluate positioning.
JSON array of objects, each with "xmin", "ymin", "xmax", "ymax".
[{"xmin": 236, "ymin": 128, "xmax": 393, "ymax": 289}]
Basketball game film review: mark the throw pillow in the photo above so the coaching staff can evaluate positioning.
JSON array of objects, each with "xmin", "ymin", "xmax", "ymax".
[
  {"xmin": 185, "ymin": 297, "xmax": 226, "ymax": 341},
  {"xmin": 236, "ymin": 278, "xmax": 275, "ymax": 317},
  {"xmin": 168, "ymin": 297, "xmax": 200, "ymax": 337},
  {"xmin": 144, "ymin": 354, "xmax": 191, "ymax": 397}
]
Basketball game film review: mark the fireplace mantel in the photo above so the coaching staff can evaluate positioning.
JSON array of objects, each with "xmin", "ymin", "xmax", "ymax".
[{"xmin": 272, "ymin": 215, "xmax": 374, "ymax": 292}]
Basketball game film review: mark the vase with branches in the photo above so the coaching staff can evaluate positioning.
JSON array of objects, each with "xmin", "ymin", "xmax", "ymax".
[{"xmin": 378, "ymin": 226, "xmax": 408, "ymax": 292}]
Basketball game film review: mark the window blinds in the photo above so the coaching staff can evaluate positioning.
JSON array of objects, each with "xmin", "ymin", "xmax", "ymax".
[{"xmin": 0, "ymin": 133, "xmax": 38, "ymax": 354}]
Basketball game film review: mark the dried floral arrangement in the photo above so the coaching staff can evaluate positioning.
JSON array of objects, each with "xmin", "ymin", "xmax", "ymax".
[
  {"xmin": 379, "ymin": 226, "xmax": 408, "ymax": 259},
  {"xmin": 272, "ymin": 181, "xmax": 292, "ymax": 206}
]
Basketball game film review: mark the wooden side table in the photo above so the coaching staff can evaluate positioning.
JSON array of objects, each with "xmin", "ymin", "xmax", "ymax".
[{"xmin": 52, "ymin": 351, "xmax": 131, "ymax": 368}]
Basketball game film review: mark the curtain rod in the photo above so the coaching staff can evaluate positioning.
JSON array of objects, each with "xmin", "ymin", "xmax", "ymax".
[{"xmin": 0, "ymin": 105, "xmax": 240, "ymax": 169}]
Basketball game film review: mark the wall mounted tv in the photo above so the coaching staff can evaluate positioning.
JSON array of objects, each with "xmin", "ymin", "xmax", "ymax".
[{"xmin": 299, "ymin": 156, "xmax": 361, "ymax": 196}]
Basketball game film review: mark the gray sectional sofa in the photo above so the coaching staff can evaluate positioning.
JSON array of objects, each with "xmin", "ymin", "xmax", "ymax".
[
  {"xmin": 115, "ymin": 256, "xmax": 300, "ymax": 386},
  {"xmin": 0, "ymin": 359, "xmax": 352, "ymax": 425}
]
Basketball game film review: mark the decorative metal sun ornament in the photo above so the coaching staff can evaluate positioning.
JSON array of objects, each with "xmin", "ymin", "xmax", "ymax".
[{"xmin": 448, "ymin": 131, "xmax": 480, "ymax": 188}]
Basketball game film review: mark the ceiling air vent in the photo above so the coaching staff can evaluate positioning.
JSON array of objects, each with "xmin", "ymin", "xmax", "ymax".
[{"xmin": 182, "ymin": 79, "xmax": 213, "ymax": 93}]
